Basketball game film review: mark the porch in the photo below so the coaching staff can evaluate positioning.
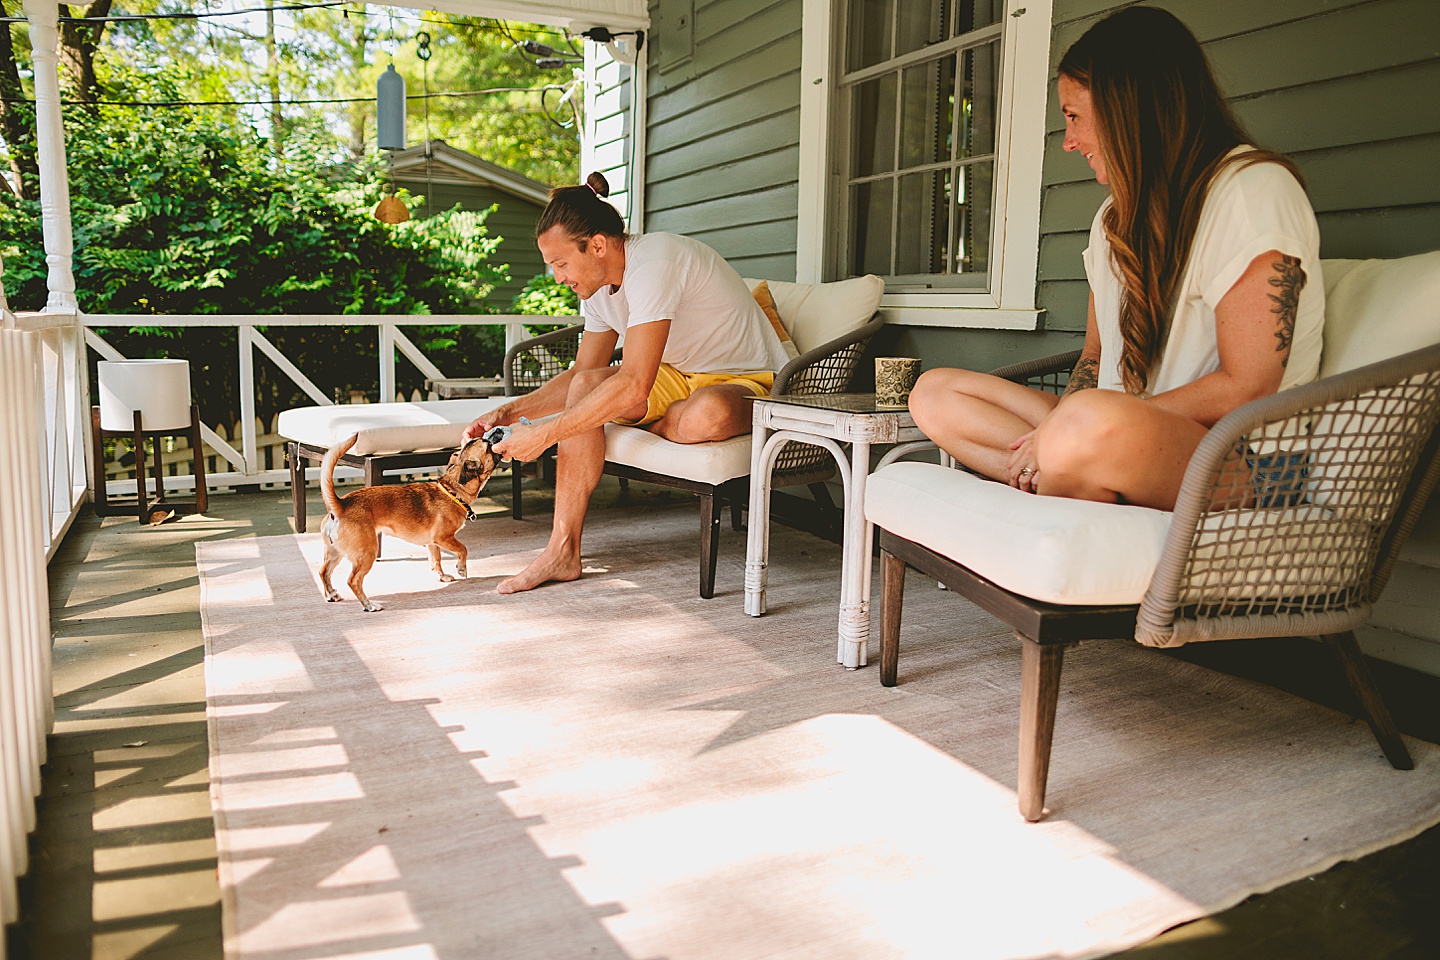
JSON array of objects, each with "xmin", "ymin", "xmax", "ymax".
[{"xmin": 6, "ymin": 481, "xmax": 1440, "ymax": 960}]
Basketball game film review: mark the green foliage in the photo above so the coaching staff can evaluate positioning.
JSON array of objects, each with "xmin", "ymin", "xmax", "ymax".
[
  {"xmin": 0, "ymin": 10, "xmax": 582, "ymax": 424},
  {"xmin": 0, "ymin": 91, "xmax": 512, "ymax": 422},
  {"xmin": 511, "ymin": 272, "xmax": 579, "ymax": 316}
]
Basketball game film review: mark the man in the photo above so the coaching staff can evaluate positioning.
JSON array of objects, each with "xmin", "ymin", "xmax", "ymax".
[{"xmin": 464, "ymin": 173, "xmax": 789, "ymax": 594}]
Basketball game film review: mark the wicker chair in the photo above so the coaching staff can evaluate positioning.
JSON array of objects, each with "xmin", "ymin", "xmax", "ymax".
[{"xmin": 864, "ymin": 251, "xmax": 1440, "ymax": 822}]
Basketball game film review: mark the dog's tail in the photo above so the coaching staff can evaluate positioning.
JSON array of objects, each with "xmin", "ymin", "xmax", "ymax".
[{"xmin": 320, "ymin": 433, "xmax": 359, "ymax": 519}]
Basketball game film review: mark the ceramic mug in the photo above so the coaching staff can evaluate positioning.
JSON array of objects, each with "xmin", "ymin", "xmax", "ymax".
[{"xmin": 875, "ymin": 357, "xmax": 922, "ymax": 407}]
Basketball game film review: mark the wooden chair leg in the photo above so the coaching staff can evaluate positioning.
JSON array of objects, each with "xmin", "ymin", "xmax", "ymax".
[
  {"xmin": 91, "ymin": 406, "xmax": 111, "ymax": 517},
  {"xmin": 133, "ymin": 411, "xmax": 150, "ymax": 523},
  {"xmin": 1018, "ymin": 637, "xmax": 1066, "ymax": 822},
  {"xmin": 511, "ymin": 461, "xmax": 524, "ymax": 520},
  {"xmin": 288, "ymin": 442, "xmax": 306, "ymax": 532},
  {"xmin": 880, "ymin": 548, "xmax": 906, "ymax": 687},
  {"xmin": 699, "ymin": 490, "xmax": 720, "ymax": 599},
  {"xmin": 1323, "ymin": 630, "xmax": 1414, "ymax": 770},
  {"xmin": 190, "ymin": 405, "xmax": 208, "ymax": 514}
]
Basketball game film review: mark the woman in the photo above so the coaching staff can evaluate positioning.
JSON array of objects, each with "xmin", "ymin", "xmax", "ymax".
[{"xmin": 908, "ymin": 6, "xmax": 1324, "ymax": 510}]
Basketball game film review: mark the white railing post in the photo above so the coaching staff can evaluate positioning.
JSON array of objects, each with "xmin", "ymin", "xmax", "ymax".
[
  {"xmin": 379, "ymin": 323, "xmax": 397, "ymax": 401},
  {"xmin": 23, "ymin": 0, "xmax": 79, "ymax": 314},
  {"xmin": 0, "ymin": 326, "xmax": 54, "ymax": 931},
  {"xmin": 238, "ymin": 325, "xmax": 257, "ymax": 475}
]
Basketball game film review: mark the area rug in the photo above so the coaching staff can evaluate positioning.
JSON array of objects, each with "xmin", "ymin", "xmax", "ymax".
[{"xmin": 198, "ymin": 501, "xmax": 1440, "ymax": 960}]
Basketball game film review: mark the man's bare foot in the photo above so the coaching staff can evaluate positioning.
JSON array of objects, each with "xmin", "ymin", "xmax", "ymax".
[{"xmin": 497, "ymin": 550, "xmax": 583, "ymax": 594}]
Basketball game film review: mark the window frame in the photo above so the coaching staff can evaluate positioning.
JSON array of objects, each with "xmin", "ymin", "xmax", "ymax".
[{"xmin": 796, "ymin": 0, "xmax": 1053, "ymax": 329}]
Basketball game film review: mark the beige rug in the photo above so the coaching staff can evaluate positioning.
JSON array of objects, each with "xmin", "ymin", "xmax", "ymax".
[{"xmin": 198, "ymin": 501, "xmax": 1440, "ymax": 960}]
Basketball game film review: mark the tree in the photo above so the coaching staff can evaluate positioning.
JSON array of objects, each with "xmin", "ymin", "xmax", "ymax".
[
  {"xmin": 0, "ymin": 0, "xmax": 37, "ymax": 196},
  {"xmin": 58, "ymin": 1, "xmax": 112, "ymax": 104}
]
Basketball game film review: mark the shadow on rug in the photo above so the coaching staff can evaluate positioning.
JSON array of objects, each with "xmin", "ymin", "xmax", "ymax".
[{"xmin": 196, "ymin": 502, "xmax": 1440, "ymax": 960}]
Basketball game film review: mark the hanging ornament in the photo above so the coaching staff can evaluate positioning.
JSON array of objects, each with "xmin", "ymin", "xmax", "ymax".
[
  {"xmin": 374, "ymin": 194, "xmax": 409, "ymax": 224},
  {"xmin": 376, "ymin": 63, "xmax": 406, "ymax": 151}
]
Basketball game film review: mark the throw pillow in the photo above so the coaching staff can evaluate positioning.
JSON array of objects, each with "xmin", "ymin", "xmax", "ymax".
[{"xmin": 752, "ymin": 280, "xmax": 801, "ymax": 361}]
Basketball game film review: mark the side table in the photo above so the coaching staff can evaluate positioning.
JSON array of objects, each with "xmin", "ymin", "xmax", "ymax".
[{"xmin": 745, "ymin": 394, "xmax": 933, "ymax": 669}]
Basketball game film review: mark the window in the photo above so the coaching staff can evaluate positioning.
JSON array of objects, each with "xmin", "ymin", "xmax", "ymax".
[
  {"xmin": 842, "ymin": 1, "xmax": 1003, "ymax": 285},
  {"xmin": 797, "ymin": 0, "xmax": 1052, "ymax": 328}
]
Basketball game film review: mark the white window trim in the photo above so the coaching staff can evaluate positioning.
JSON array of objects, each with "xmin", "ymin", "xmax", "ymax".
[{"xmin": 796, "ymin": 0, "xmax": 1052, "ymax": 329}]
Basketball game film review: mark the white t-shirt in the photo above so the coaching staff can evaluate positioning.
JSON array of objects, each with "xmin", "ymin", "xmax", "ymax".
[
  {"xmin": 1082, "ymin": 150, "xmax": 1325, "ymax": 396},
  {"xmin": 581, "ymin": 232, "xmax": 791, "ymax": 374}
]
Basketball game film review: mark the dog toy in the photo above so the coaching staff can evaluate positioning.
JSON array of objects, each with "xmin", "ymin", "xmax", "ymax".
[{"xmin": 482, "ymin": 416, "xmax": 531, "ymax": 446}]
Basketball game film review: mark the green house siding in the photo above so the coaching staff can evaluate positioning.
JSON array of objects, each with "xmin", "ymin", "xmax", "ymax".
[
  {"xmin": 643, "ymin": 0, "xmax": 803, "ymax": 280},
  {"xmin": 1040, "ymin": 0, "xmax": 1440, "ymax": 347},
  {"xmin": 393, "ymin": 179, "xmax": 547, "ymax": 308}
]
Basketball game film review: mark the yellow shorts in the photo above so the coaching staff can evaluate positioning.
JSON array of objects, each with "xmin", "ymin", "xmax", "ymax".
[{"xmin": 616, "ymin": 363, "xmax": 776, "ymax": 426}]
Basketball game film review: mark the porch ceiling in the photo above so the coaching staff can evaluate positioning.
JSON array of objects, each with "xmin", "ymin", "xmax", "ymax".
[{"xmin": 391, "ymin": 0, "xmax": 648, "ymax": 31}]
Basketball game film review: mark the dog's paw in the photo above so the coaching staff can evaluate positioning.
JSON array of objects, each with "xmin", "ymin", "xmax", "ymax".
[
  {"xmin": 361, "ymin": 601, "xmax": 384, "ymax": 612},
  {"xmin": 323, "ymin": 590, "xmax": 342, "ymax": 602},
  {"xmin": 438, "ymin": 573, "xmax": 455, "ymax": 583},
  {"xmin": 456, "ymin": 565, "xmax": 468, "ymax": 579}
]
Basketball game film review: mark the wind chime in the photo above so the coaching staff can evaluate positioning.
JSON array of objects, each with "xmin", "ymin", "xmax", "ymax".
[{"xmin": 374, "ymin": 26, "xmax": 409, "ymax": 224}]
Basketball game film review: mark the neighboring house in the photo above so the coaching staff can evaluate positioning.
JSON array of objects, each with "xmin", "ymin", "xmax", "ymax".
[{"xmin": 389, "ymin": 140, "xmax": 553, "ymax": 307}]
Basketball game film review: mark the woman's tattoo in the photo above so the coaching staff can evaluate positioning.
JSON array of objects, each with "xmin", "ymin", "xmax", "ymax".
[
  {"xmin": 1268, "ymin": 255, "xmax": 1306, "ymax": 366},
  {"xmin": 1063, "ymin": 357, "xmax": 1100, "ymax": 395}
]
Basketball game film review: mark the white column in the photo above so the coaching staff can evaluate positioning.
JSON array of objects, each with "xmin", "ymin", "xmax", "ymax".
[
  {"xmin": 795, "ymin": 0, "xmax": 836, "ymax": 284},
  {"xmin": 23, "ymin": 0, "xmax": 79, "ymax": 314}
]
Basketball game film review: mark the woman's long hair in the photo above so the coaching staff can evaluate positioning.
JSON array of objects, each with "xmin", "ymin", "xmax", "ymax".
[
  {"xmin": 535, "ymin": 171, "xmax": 627, "ymax": 250},
  {"xmin": 1059, "ymin": 7, "xmax": 1303, "ymax": 395}
]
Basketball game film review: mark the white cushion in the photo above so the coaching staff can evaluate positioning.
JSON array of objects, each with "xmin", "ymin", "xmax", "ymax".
[
  {"xmin": 1319, "ymin": 251, "xmax": 1440, "ymax": 377},
  {"xmin": 864, "ymin": 461, "xmax": 1173, "ymax": 605},
  {"xmin": 277, "ymin": 398, "xmax": 508, "ymax": 456},
  {"xmin": 604, "ymin": 423, "xmax": 752, "ymax": 486},
  {"xmin": 744, "ymin": 275, "xmax": 884, "ymax": 355}
]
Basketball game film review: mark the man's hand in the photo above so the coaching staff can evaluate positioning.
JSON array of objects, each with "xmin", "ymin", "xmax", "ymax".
[
  {"xmin": 463, "ymin": 406, "xmax": 514, "ymax": 441},
  {"xmin": 492, "ymin": 421, "xmax": 551, "ymax": 463}
]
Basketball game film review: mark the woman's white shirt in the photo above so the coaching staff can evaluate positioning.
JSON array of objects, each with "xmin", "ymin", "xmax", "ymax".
[{"xmin": 1083, "ymin": 150, "xmax": 1325, "ymax": 396}]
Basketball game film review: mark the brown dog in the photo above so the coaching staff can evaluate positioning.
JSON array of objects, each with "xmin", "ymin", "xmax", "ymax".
[{"xmin": 317, "ymin": 433, "xmax": 498, "ymax": 611}]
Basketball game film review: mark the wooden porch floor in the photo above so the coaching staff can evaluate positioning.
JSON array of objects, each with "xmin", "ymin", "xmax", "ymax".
[{"xmin": 7, "ymin": 481, "xmax": 1440, "ymax": 960}]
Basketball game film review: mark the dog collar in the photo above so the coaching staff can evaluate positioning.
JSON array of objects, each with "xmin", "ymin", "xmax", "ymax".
[{"xmin": 431, "ymin": 480, "xmax": 479, "ymax": 521}]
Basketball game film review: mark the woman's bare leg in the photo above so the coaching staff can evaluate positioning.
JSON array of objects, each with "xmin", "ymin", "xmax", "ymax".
[
  {"xmin": 908, "ymin": 368, "xmax": 1060, "ymax": 480},
  {"xmin": 1034, "ymin": 390, "xmax": 1209, "ymax": 509}
]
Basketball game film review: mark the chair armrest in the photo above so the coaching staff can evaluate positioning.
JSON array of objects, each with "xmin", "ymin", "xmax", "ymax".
[
  {"xmin": 773, "ymin": 315, "xmax": 886, "ymax": 396},
  {"xmin": 1137, "ymin": 342, "xmax": 1440, "ymax": 648},
  {"xmin": 503, "ymin": 324, "xmax": 584, "ymax": 395},
  {"xmin": 988, "ymin": 350, "xmax": 1083, "ymax": 395}
]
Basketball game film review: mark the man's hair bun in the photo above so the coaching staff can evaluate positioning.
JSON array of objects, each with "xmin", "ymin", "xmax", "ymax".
[{"xmin": 585, "ymin": 171, "xmax": 611, "ymax": 198}]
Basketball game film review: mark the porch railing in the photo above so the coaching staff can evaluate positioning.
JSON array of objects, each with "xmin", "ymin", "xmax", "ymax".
[
  {"xmin": 84, "ymin": 313, "xmax": 576, "ymax": 494},
  {"xmin": 2, "ymin": 303, "xmax": 70, "ymax": 936}
]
